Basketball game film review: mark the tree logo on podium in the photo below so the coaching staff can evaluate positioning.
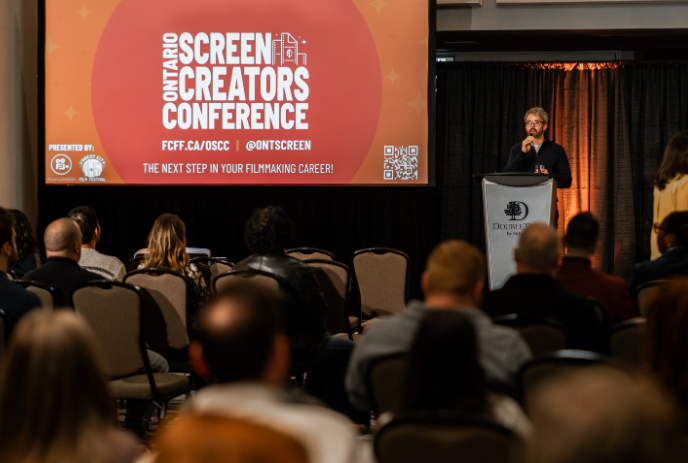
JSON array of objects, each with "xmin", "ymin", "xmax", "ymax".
[{"xmin": 505, "ymin": 201, "xmax": 528, "ymax": 220}]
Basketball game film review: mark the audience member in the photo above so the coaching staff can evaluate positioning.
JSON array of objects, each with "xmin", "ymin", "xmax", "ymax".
[
  {"xmin": 154, "ymin": 415, "xmax": 308, "ymax": 463},
  {"xmin": 138, "ymin": 213, "xmax": 208, "ymax": 308},
  {"xmin": 557, "ymin": 212, "xmax": 636, "ymax": 329},
  {"xmin": 0, "ymin": 207, "xmax": 42, "ymax": 331},
  {"xmin": 23, "ymin": 217, "xmax": 101, "ymax": 307},
  {"xmin": 8, "ymin": 209, "xmax": 44, "ymax": 277},
  {"xmin": 643, "ymin": 278, "xmax": 688, "ymax": 425},
  {"xmin": 650, "ymin": 130, "xmax": 688, "ymax": 260},
  {"xmin": 346, "ymin": 240, "xmax": 532, "ymax": 413},
  {"xmin": 483, "ymin": 223, "xmax": 605, "ymax": 352},
  {"xmin": 232, "ymin": 206, "xmax": 360, "ymax": 422},
  {"xmin": 69, "ymin": 206, "xmax": 126, "ymax": 281},
  {"xmin": 401, "ymin": 310, "xmax": 531, "ymax": 438},
  {"xmin": 0, "ymin": 311, "xmax": 140, "ymax": 463},
  {"xmin": 628, "ymin": 211, "xmax": 688, "ymax": 297},
  {"xmin": 524, "ymin": 367, "xmax": 684, "ymax": 463},
  {"xmin": 186, "ymin": 280, "xmax": 359, "ymax": 463}
]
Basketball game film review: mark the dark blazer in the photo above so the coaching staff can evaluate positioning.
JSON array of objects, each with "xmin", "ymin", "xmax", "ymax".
[
  {"xmin": 232, "ymin": 252, "xmax": 329, "ymax": 354},
  {"xmin": 0, "ymin": 271, "xmax": 42, "ymax": 332},
  {"xmin": 482, "ymin": 274, "xmax": 605, "ymax": 352},
  {"xmin": 23, "ymin": 257, "xmax": 102, "ymax": 307},
  {"xmin": 9, "ymin": 253, "xmax": 45, "ymax": 278},
  {"xmin": 504, "ymin": 140, "xmax": 572, "ymax": 188},
  {"xmin": 627, "ymin": 247, "xmax": 688, "ymax": 297},
  {"xmin": 557, "ymin": 257, "xmax": 636, "ymax": 330}
]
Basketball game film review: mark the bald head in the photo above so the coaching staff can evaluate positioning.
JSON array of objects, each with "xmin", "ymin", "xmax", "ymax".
[
  {"xmin": 515, "ymin": 223, "xmax": 560, "ymax": 274},
  {"xmin": 44, "ymin": 218, "xmax": 82, "ymax": 259}
]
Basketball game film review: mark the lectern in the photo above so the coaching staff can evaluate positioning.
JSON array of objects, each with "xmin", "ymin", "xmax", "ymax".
[{"xmin": 474, "ymin": 173, "xmax": 559, "ymax": 290}]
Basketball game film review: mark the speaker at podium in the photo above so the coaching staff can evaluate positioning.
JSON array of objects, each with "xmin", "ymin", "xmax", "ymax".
[{"xmin": 474, "ymin": 173, "xmax": 560, "ymax": 290}]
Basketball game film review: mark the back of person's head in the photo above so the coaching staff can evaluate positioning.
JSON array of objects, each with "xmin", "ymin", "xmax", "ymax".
[
  {"xmin": 193, "ymin": 280, "xmax": 286, "ymax": 384},
  {"xmin": 244, "ymin": 205, "xmax": 295, "ymax": 255},
  {"xmin": 653, "ymin": 130, "xmax": 688, "ymax": 191},
  {"xmin": 43, "ymin": 217, "xmax": 82, "ymax": 254},
  {"xmin": 516, "ymin": 223, "xmax": 560, "ymax": 272},
  {"xmin": 0, "ymin": 207, "xmax": 15, "ymax": 250},
  {"xmin": 0, "ymin": 311, "xmax": 114, "ymax": 463},
  {"xmin": 403, "ymin": 310, "xmax": 487, "ymax": 413},
  {"xmin": 145, "ymin": 213, "xmax": 188, "ymax": 273},
  {"xmin": 643, "ymin": 279, "xmax": 688, "ymax": 415},
  {"xmin": 525, "ymin": 367, "xmax": 683, "ymax": 463},
  {"xmin": 565, "ymin": 212, "xmax": 599, "ymax": 255},
  {"xmin": 154, "ymin": 414, "xmax": 308, "ymax": 463},
  {"xmin": 663, "ymin": 211, "xmax": 688, "ymax": 247},
  {"xmin": 68, "ymin": 206, "xmax": 98, "ymax": 244},
  {"xmin": 10, "ymin": 209, "xmax": 38, "ymax": 260},
  {"xmin": 423, "ymin": 239, "xmax": 485, "ymax": 298}
]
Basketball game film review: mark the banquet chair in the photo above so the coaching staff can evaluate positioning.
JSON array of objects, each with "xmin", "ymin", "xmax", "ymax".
[
  {"xmin": 492, "ymin": 314, "xmax": 570, "ymax": 356},
  {"xmin": 13, "ymin": 280, "xmax": 61, "ymax": 310},
  {"xmin": 72, "ymin": 281, "xmax": 189, "ymax": 418},
  {"xmin": 127, "ymin": 256, "xmax": 145, "ymax": 273},
  {"xmin": 636, "ymin": 280, "xmax": 667, "ymax": 317},
  {"xmin": 368, "ymin": 353, "xmax": 408, "ymax": 415},
  {"xmin": 190, "ymin": 257, "xmax": 234, "ymax": 289},
  {"xmin": 286, "ymin": 247, "xmax": 336, "ymax": 262},
  {"xmin": 352, "ymin": 248, "xmax": 409, "ymax": 318},
  {"xmin": 213, "ymin": 269, "xmax": 281, "ymax": 295},
  {"xmin": 609, "ymin": 318, "xmax": 645, "ymax": 369},
  {"xmin": 304, "ymin": 259, "xmax": 356, "ymax": 339},
  {"xmin": 374, "ymin": 411, "xmax": 516, "ymax": 463}
]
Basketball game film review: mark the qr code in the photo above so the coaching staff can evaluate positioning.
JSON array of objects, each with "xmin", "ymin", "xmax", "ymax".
[{"xmin": 383, "ymin": 145, "xmax": 419, "ymax": 180}]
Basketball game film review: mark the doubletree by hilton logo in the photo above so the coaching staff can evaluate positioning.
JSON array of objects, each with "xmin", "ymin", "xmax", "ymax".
[{"xmin": 504, "ymin": 201, "xmax": 529, "ymax": 221}]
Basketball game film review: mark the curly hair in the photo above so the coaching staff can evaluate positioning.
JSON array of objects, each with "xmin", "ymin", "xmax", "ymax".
[
  {"xmin": 244, "ymin": 206, "xmax": 295, "ymax": 255},
  {"xmin": 10, "ymin": 209, "xmax": 37, "ymax": 260}
]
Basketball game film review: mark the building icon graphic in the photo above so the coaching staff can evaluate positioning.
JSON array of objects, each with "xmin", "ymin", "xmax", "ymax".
[{"xmin": 272, "ymin": 33, "xmax": 307, "ymax": 66}]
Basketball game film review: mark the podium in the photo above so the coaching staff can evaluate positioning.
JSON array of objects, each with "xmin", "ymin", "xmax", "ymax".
[{"xmin": 474, "ymin": 173, "xmax": 559, "ymax": 290}]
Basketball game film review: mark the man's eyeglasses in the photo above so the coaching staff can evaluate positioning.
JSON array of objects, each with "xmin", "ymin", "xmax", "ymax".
[
  {"xmin": 525, "ymin": 121, "xmax": 544, "ymax": 127},
  {"xmin": 654, "ymin": 223, "xmax": 668, "ymax": 233}
]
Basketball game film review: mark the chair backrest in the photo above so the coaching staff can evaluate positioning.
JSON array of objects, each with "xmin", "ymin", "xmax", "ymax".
[
  {"xmin": 304, "ymin": 259, "xmax": 351, "ymax": 337},
  {"xmin": 374, "ymin": 412, "xmax": 514, "ymax": 463},
  {"xmin": 610, "ymin": 318, "xmax": 645, "ymax": 369},
  {"xmin": 637, "ymin": 280, "xmax": 667, "ymax": 317},
  {"xmin": 492, "ymin": 314, "xmax": 570, "ymax": 356},
  {"xmin": 213, "ymin": 269, "xmax": 281, "ymax": 295},
  {"xmin": 190, "ymin": 257, "xmax": 234, "ymax": 289},
  {"xmin": 352, "ymin": 248, "xmax": 409, "ymax": 317},
  {"xmin": 134, "ymin": 247, "xmax": 211, "ymax": 259},
  {"xmin": 72, "ymin": 282, "xmax": 148, "ymax": 377},
  {"xmin": 519, "ymin": 350, "xmax": 616, "ymax": 411},
  {"xmin": 127, "ymin": 257, "xmax": 144, "ymax": 273},
  {"xmin": 368, "ymin": 353, "xmax": 408, "ymax": 415},
  {"xmin": 13, "ymin": 280, "xmax": 60, "ymax": 310},
  {"xmin": 123, "ymin": 269, "xmax": 191, "ymax": 349},
  {"xmin": 286, "ymin": 247, "xmax": 336, "ymax": 262}
]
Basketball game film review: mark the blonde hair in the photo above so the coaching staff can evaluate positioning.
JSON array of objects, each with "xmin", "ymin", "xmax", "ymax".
[
  {"xmin": 155, "ymin": 414, "xmax": 309, "ymax": 463},
  {"xmin": 425, "ymin": 240, "xmax": 485, "ymax": 297},
  {"xmin": 0, "ymin": 311, "xmax": 115, "ymax": 463},
  {"xmin": 144, "ymin": 213, "xmax": 189, "ymax": 273}
]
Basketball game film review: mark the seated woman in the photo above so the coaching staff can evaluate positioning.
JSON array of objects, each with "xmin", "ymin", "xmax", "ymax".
[
  {"xmin": 0, "ymin": 311, "xmax": 140, "ymax": 463},
  {"xmin": 139, "ymin": 213, "xmax": 208, "ymax": 310},
  {"xmin": 400, "ymin": 310, "xmax": 531, "ymax": 439},
  {"xmin": 643, "ymin": 278, "xmax": 688, "ymax": 426},
  {"xmin": 628, "ymin": 211, "xmax": 688, "ymax": 298},
  {"xmin": 8, "ymin": 209, "xmax": 44, "ymax": 277}
]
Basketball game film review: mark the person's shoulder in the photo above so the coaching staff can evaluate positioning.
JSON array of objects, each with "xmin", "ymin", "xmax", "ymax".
[
  {"xmin": 591, "ymin": 268, "xmax": 627, "ymax": 288},
  {"xmin": 0, "ymin": 277, "xmax": 42, "ymax": 308},
  {"xmin": 546, "ymin": 140, "xmax": 566, "ymax": 152}
]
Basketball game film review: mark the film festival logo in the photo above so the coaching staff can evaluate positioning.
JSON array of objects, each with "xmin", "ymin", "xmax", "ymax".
[
  {"xmin": 272, "ymin": 33, "xmax": 307, "ymax": 66},
  {"xmin": 79, "ymin": 155, "xmax": 107, "ymax": 182},
  {"xmin": 50, "ymin": 154, "xmax": 72, "ymax": 175},
  {"xmin": 505, "ymin": 201, "xmax": 529, "ymax": 221}
]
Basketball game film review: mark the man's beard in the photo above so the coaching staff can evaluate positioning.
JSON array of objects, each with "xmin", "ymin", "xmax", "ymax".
[{"xmin": 528, "ymin": 127, "xmax": 544, "ymax": 139}]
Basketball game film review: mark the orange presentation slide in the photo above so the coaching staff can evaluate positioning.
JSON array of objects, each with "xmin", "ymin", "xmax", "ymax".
[{"xmin": 45, "ymin": 0, "xmax": 430, "ymax": 185}]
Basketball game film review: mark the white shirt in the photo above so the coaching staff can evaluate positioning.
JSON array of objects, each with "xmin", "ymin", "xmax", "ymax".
[
  {"xmin": 186, "ymin": 382, "xmax": 360, "ymax": 463},
  {"xmin": 78, "ymin": 248, "xmax": 126, "ymax": 281}
]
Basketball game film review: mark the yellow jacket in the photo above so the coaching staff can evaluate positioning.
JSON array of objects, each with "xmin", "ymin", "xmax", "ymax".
[{"xmin": 651, "ymin": 174, "xmax": 688, "ymax": 260}]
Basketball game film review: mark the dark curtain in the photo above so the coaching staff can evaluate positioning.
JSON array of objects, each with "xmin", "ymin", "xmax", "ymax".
[{"xmin": 436, "ymin": 61, "xmax": 688, "ymax": 278}]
